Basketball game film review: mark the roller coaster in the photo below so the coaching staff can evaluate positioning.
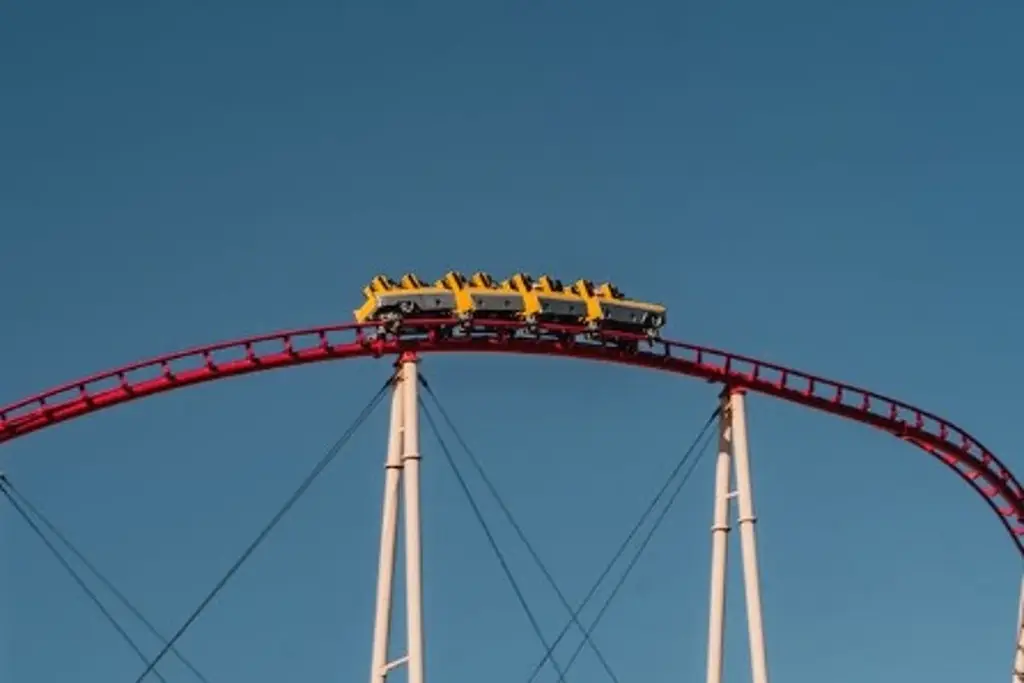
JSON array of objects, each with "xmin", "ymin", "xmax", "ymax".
[{"xmin": 1, "ymin": 275, "xmax": 1022, "ymax": 683}]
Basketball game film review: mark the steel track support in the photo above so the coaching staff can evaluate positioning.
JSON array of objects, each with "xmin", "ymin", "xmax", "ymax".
[
  {"xmin": 704, "ymin": 387, "xmax": 771, "ymax": 683},
  {"xmin": 1012, "ymin": 575, "xmax": 1024, "ymax": 683},
  {"xmin": 704, "ymin": 395, "xmax": 733, "ymax": 683},
  {"xmin": 369, "ymin": 353, "xmax": 427, "ymax": 683}
]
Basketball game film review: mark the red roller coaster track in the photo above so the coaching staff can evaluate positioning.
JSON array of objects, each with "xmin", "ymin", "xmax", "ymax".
[{"xmin": 1, "ymin": 319, "xmax": 1021, "ymax": 554}]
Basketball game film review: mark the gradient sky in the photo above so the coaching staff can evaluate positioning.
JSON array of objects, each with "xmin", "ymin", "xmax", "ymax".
[{"xmin": 2, "ymin": 1, "xmax": 1023, "ymax": 681}]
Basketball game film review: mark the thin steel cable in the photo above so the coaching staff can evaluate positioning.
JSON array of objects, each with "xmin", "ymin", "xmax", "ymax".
[
  {"xmin": 132, "ymin": 374, "xmax": 395, "ymax": 683},
  {"xmin": 418, "ymin": 375, "xmax": 620, "ymax": 683},
  {"xmin": 1, "ymin": 476, "xmax": 211, "ymax": 682},
  {"xmin": 557, "ymin": 424, "xmax": 719, "ymax": 678},
  {"xmin": 0, "ymin": 479, "xmax": 171, "ymax": 683},
  {"xmin": 419, "ymin": 400, "xmax": 571, "ymax": 683},
  {"xmin": 526, "ymin": 406, "xmax": 721, "ymax": 683}
]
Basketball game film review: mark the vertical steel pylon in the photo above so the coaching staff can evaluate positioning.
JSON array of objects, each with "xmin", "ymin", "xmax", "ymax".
[
  {"xmin": 1011, "ymin": 576, "xmax": 1024, "ymax": 683},
  {"xmin": 705, "ymin": 387, "xmax": 770, "ymax": 683},
  {"xmin": 370, "ymin": 353, "xmax": 426, "ymax": 683}
]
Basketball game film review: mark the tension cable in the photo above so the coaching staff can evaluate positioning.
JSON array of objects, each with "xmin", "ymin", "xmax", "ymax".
[
  {"xmin": 418, "ymin": 374, "xmax": 620, "ymax": 683},
  {"xmin": 558, "ymin": 419, "xmax": 718, "ymax": 676},
  {"xmin": 2, "ymin": 476, "xmax": 211, "ymax": 681},
  {"xmin": 419, "ymin": 397, "xmax": 572, "ymax": 683},
  {"xmin": 132, "ymin": 374, "xmax": 396, "ymax": 683},
  {"xmin": 0, "ymin": 476, "xmax": 172, "ymax": 683},
  {"xmin": 526, "ymin": 405, "xmax": 721, "ymax": 683}
]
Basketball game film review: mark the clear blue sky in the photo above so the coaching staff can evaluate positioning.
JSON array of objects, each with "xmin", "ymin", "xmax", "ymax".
[{"xmin": 2, "ymin": 1, "xmax": 1022, "ymax": 681}]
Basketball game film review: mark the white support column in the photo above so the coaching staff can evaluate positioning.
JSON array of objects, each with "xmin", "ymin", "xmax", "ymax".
[
  {"xmin": 401, "ymin": 354, "xmax": 426, "ymax": 683},
  {"xmin": 704, "ymin": 387, "xmax": 770, "ymax": 683},
  {"xmin": 369, "ymin": 380, "xmax": 405, "ymax": 683},
  {"xmin": 368, "ymin": 353, "xmax": 427, "ymax": 683},
  {"xmin": 1012, "ymin": 575, "xmax": 1024, "ymax": 683},
  {"xmin": 705, "ymin": 397, "xmax": 733, "ymax": 683},
  {"xmin": 729, "ymin": 388, "xmax": 770, "ymax": 683}
]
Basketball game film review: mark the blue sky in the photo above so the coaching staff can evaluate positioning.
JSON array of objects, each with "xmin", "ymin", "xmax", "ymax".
[{"xmin": 2, "ymin": 1, "xmax": 1023, "ymax": 681}]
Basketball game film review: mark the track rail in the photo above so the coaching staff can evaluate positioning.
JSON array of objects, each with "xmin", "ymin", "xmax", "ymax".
[{"xmin": 1, "ymin": 319, "xmax": 1021, "ymax": 554}]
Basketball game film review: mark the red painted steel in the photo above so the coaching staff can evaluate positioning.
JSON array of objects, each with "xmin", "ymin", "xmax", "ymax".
[{"xmin": 1, "ymin": 319, "xmax": 1020, "ymax": 553}]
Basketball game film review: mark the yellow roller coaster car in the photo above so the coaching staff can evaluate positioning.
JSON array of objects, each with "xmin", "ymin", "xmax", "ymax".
[
  {"xmin": 568, "ymin": 279, "xmax": 666, "ymax": 336},
  {"xmin": 435, "ymin": 271, "xmax": 525, "ymax": 320},
  {"xmin": 500, "ymin": 273, "xmax": 589, "ymax": 325},
  {"xmin": 354, "ymin": 272, "xmax": 457, "ymax": 323},
  {"xmin": 354, "ymin": 271, "xmax": 666, "ymax": 337}
]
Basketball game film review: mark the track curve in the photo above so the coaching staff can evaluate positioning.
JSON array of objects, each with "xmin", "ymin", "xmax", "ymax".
[{"xmin": 1, "ymin": 319, "xmax": 1021, "ymax": 554}]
